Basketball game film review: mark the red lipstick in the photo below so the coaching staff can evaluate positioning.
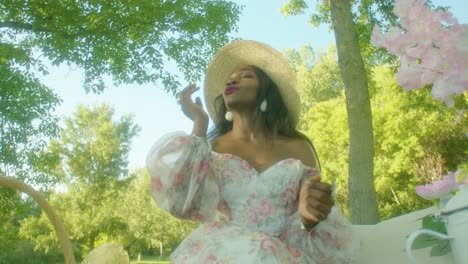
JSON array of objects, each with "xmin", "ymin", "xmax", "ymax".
[{"xmin": 224, "ymin": 85, "xmax": 239, "ymax": 95}]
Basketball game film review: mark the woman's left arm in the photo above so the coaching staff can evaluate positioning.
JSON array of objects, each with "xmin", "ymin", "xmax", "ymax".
[
  {"xmin": 280, "ymin": 167, "xmax": 359, "ymax": 263},
  {"xmin": 279, "ymin": 140, "xmax": 359, "ymax": 263}
]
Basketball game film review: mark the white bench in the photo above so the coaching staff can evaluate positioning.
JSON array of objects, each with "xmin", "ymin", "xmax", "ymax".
[{"xmin": 353, "ymin": 207, "xmax": 454, "ymax": 263}]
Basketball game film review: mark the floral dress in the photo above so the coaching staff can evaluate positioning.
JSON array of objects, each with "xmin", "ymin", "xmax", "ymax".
[{"xmin": 147, "ymin": 132, "xmax": 358, "ymax": 263}]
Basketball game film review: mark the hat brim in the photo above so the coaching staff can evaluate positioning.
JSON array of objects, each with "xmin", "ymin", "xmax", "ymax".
[{"xmin": 204, "ymin": 40, "xmax": 300, "ymax": 126}]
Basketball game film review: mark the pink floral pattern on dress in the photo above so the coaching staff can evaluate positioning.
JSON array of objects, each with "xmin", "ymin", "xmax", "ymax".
[
  {"xmin": 172, "ymin": 172, "xmax": 185, "ymax": 187},
  {"xmin": 152, "ymin": 176, "xmax": 163, "ymax": 192},
  {"xmin": 147, "ymin": 132, "xmax": 359, "ymax": 263},
  {"xmin": 240, "ymin": 159, "xmax": 253, "ymax": 171},
  {"xmin": 287, "ymin": 244, "xmax": 302, "ymax": 258},
  {"xmin": 260, "ymin": 237, "xmax": 282, "ymax": 254},
  {"xmin": 220, "ymin": 168, "xmax": 236, "ymax": 180}
]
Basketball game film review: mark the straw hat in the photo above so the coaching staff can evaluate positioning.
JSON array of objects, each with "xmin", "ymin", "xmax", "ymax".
[{"xmin": 204, "ymin": 40, "xmax": 300, "ymax": 125}]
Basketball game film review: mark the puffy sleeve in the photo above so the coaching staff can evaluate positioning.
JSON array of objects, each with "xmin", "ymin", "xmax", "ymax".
[
  {"xmin": 279, "ymin": 167, "xmax": 360, "ymax": 263},
  {"xmin": 146, "ymin": 132, "xmax": 221, "ymax": 222}
]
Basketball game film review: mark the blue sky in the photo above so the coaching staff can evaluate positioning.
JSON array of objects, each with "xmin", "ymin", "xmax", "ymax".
[{"xmin": 42, "ymin": 0, "xmax": 467, "ymax": 170}]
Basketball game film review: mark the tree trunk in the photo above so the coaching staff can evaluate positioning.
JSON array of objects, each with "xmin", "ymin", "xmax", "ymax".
[
  {"xmin": 160, "ymin": 220, "xmax": 164, "ymax": 258},
  {"xmin": 159, "ymin": 241, "xmax": 163, "ymax": 258},
  {"xmin": 329, "ymin": 0, "xmax": 379, "ymax": 224}
]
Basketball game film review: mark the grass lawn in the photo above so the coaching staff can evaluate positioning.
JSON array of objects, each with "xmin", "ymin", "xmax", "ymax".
[
  {"xmin": 130, "ymin": 260, "xmax": 170, "ymax": 264},
  {"xmin": 130, "ymin": 255, "xmax": 170, "ymax": 264}
]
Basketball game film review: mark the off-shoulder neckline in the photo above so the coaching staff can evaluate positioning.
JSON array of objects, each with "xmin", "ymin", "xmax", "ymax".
[{"xmin": 211, "ymin": 151, "xmax": 318, "ymax": 175}]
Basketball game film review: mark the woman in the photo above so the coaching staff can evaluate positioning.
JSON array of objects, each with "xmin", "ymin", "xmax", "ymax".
[{"xmin": 147, "ymin": 40, "xmax": 358, "ymax": 263}]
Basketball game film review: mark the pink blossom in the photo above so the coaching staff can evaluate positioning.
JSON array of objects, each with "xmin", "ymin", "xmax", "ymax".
[
  {"xmin": 395, "ymin": 59, "xmax": 424, "ymax": 90},
  {"xmin": 371, "ymin": 0, "xmax": 468, "ymax": 105},
  {"xmin": 433, "ymin": 9, "xmax": 457, "ymax": 25},
  {"xmin": 371, "ymin": 26, "xmax": 384, "ymax": 46},
  {"xmin": 415, "ymin": 171, "xmax": 462, "ymax": 200},
  {"xmin": 432, "ymin": 76, "xmax": 466, "ymax": 106},
  {"xmin": 455, "ymin": 29, "xmax": 468, "ymax": 53}
]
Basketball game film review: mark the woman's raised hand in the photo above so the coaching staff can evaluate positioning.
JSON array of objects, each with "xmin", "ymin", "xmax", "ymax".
[{"xmin": 178, "ymin": 84, "xmax": 209, "ymax": 136}]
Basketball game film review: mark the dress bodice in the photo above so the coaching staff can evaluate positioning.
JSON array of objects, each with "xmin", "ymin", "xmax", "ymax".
[{"xmin": 215, "ymin": 153, "xmax": 305, "ymax": 236}]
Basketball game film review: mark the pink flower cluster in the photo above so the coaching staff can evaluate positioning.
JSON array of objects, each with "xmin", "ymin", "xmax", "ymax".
[
  {"xmin": 372, "ymin": 0, "xmax": 468, "ymax": 106},
  {"xmin": 415, "ymin": 170, "xmax": 464, "ymax": 200}
]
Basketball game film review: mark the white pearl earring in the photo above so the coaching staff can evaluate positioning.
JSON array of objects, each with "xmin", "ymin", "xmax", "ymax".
[
  {"xmin": 225, "ymin": 111, "xmax": 233, "ymax": 121},
  {"xmin": 260, "ymin": 99, "xmax": 267, "ymax": 112}
]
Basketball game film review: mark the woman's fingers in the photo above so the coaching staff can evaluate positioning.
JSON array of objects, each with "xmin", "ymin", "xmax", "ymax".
[
  {"xmin": 178, "ymin": 84, "xmax": 194, "ymax": 107},
  {"xmin": 195, "ymin": 97, "xmax": 202, "ymax": 106},
  {"xmin": 299, "ymin": 179, "xmax": 334, "ymax": 225},
  {"xmin": 304, "ymin": 206, "xmax": 326, "ymax": 222},
  {"xmin": 177, "ymin": 84, "xmax": 208, "ymax": 122},
  {"xmin": 306, "ymin": 201, "xmax": 331, "ymax": 217},
  {"xmin": 304, "ymin": 178, "xmax": 332, "ymax": 194},
  {"xmin": 304, "ymin": 194, "xmax": 332, "ymax": 221},
  {"xmin": 178, "ymin": 84, "xmax": 198, "ymax": 105}
]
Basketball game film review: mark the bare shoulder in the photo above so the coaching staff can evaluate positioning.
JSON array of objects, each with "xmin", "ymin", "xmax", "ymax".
[
  {"xmin": 209, "ymin": 137, "xmax": 220, "ymax": 152},
  {"xmin": 282, "ymin": 137, "xmax": 319, "ymax": 169},
  {"xmin": 209, "ymin": 134, "xmax": 228, "ymax": 153}
]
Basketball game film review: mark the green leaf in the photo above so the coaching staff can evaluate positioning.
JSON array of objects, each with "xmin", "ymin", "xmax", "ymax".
[
  {"xmin": 422, "ymin": 215, "xmax": 447, "ymax": 235},
  {"xmin": 411, "ymin": 233, "xmax": 440, "ymax": 250},
  {"xmin": 430, "ymin": 239, "xmax": 451, "ymax": 256}
]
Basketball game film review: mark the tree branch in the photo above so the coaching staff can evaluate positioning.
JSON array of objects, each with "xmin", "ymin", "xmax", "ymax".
[{"xmin": 0, "ymin": 21, "xmax": 51, "ymax": 33}]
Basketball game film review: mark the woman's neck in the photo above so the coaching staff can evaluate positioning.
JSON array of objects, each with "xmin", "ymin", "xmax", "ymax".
[{"xmin": 227, "ymin": 111, "xmax": 271, "ymax": 143}]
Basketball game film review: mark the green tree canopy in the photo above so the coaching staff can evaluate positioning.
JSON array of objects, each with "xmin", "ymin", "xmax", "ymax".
[
  {"xmin": 371, "ymin": 66, "xmax": 466, "ymax": 218},
  {"xmin": 0, "ymin": 64, "xmax": 61, "ymax": 185},
  {"xmin": 1, "ymin": 0, "xmax": 242, "ymax": 225},
  {"xmin": 284, "ymin": 45, "xmax": 343, "ymax": 116},
  {"xmin": 280, "ymin": 0, "xmax": 452, "ymax": 67},
  {"xmin": 1, "ymin": 0, "xmax": 242, "ymax": 93},
  {"xmin": 20, "ymin": 104, "xmax": 140, "ymax": 258},
  {"xmin": 19, "ymin": 105, "xmax": 198, "ymax": 260},
  {"xmin": 281, "ymin": 0, "xmax": 402, "ymax": 66},
  {"xmin": 119, "ymin": 169, "xmax": 198, "ymax": 257}
]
